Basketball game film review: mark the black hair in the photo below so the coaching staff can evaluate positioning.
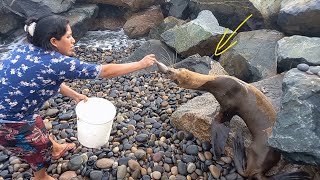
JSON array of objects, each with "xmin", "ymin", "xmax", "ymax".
[{"xmin": 25, "ymin": 15, "xmax": 69, "ymax": 51}]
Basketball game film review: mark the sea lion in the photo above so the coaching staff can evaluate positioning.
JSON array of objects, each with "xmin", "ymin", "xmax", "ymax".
[{"xmin": 159, "ymin": 66, "xmax": 310, "ymax": 180}]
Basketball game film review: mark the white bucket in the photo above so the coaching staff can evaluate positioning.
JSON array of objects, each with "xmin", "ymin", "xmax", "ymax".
[{"xmin": 75, "ymin": 97, "xmax": 116, "ymax": 148}]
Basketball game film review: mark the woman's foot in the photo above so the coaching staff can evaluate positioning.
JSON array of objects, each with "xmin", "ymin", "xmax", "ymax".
[
  {"xmin": 34, "ymin": 175, "xmax": 55, "ymax": 180},
  {"xmin": 34, "ymin": 168, "xmax": 55, "ymax": 180},
  {"xmin": 52, "ymin": 142, "xmax": 75, "ymax": 160},
  {"xmin": 48, "ymin": 135, "xmax": 75, "ymax": 160}
]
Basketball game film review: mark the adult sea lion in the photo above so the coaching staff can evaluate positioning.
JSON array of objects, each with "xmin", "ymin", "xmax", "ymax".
[{"xmin": 157, "ymin": 65, "xmax": 310, "ymax": 180}]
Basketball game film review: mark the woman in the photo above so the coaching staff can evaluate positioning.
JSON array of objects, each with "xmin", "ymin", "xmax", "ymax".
[{"xmin": 0, "ymin": 15, "xmax": 156, "ymax": 180}]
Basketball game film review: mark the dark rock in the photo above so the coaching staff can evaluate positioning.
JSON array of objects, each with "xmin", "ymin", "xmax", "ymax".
[
  {"xmin": 268, "ymin": 69, "xmax": 320, "ymax": 165},
  {"xmin": 276, "ymin": 36, "xmax": 320, "ymax": 72},
  {"xmin": 0, "ymin": 155, "xmax": 9, "ymax": 162},
  {"xmin": 142, "ymin": 175, "xmax": 151, "ymax": 180},
  {"xmin": 278, "ymin": 0, "xmax": 320, "ymax": 37},
  {"xmin": 185, "ymin": 145, "xmax": 198, "ymax": 155},
  {"xmin": 90, "ymin": 170, "xmax": 104, "ymax": 180},
  {"xmin": 220, "ymin": 29, "xmax": 284, "ymax": 82},
  {"xmin": 136, "ymin": 134, "xmax": 149, "ymax": 143},
  {"xmin": 173, "ymin": 55, "xmax": 212, "ymax": 75},
  {"xmin": 202, "ymin": 141, "xmax": 211, "ymax": 151},
  {"xmin": 181, "ymin": 155, "xmax": 196, "ymax": 163},
  {"xmin": 188, "ymin": 0, "xmax": 264, "ymax": 31},
  {"xmin": 177, "ymin": 161, "xmax": 188, "ymax": 175}
]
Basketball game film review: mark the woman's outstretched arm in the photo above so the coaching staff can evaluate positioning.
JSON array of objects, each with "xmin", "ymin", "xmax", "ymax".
[{"xmin": 99, "ymin": 54, "xmax": 156, "ymax": 79}]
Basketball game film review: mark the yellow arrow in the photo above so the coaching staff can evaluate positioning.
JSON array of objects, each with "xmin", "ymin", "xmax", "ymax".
[{"xmin": 214, "ymin": 14, "xmax": 253, "ymax": 56}]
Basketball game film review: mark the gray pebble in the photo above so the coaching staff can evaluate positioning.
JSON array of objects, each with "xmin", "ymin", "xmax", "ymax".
[
  {"xmin": 297, "ymin": 63, "xmax": 310, "ymax": 72},
  {"xmin": 185, "ymin": 145, "xmax": 198, "ymax": 155},
  {"xmin": 310, "ymin": 66, "xmax": 320, "ymax": 74},
  {"xmin": 117, "ymin": 165, "xmax": 127, "ymax": 179},
  {"xmin": 90, "ymin": 170, "xmax": 103, "ymax": 180},
  {"xmin": 177, "ymin": 162, "xmax": 187, "ymax": 175}
]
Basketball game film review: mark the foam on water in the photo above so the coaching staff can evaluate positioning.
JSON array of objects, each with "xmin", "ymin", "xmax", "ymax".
[{"xmin": 76, "ymin": 29, "xmax": 146, "ymax": 51}]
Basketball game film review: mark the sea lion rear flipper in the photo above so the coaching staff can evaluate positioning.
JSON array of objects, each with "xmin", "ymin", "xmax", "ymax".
[
  {"xmin": 233, "ymin": 129, "xmax": 246, "ymax": 175},
  {"xmin": 270, "ymin": 171, "xmax": 311, "ymax": 180},
  {"xmin": 211, "ymin": 121, "xmax": 230, "ymax": 160}
]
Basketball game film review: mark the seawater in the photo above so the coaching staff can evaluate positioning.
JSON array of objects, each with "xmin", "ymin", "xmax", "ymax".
[
  {"xmin": 0, "ymin": 29, "xmax": 146, "ymax": 61},
  {"xmin": 76, "ymin": 29, "xmax": 146, "ymax": 51},
  {"xmin": 0, "ymin": 35, "xmax": 27, "ymax": 61}
]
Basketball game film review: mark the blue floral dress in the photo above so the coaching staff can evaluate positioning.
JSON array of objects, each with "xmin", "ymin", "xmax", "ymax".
[
  {"xmin": 0, "ymin": 44, "xmax": 101, "ymax": 123},
  {"xmin": 0, "ymin": 44, "xmax": 102, "ymax": 171}
]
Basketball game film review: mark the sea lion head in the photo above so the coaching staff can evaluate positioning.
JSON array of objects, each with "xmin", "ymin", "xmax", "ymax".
[{"xmin": 166, "ymin": 67, "xmax": 209, "ymax": 89}]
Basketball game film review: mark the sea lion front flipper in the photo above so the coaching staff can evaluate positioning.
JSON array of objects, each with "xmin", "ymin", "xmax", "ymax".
[
  {"xmin": 270, "ymin": 171, "xmax": 311, "ymax": 180},
  {"xmin": 233, "ymin": 129, "xmax": 246, "ymax": 176},
  {"xmin": 211, "ymin": 121, "xmax": 230, "ymax": 160}
]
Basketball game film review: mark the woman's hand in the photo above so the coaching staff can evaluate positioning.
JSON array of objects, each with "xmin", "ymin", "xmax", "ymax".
[
  {"xmin": 74, "ymin": 93, "xmax": 88, "ymax": 103},
  {"xmin": 139, "ymin": 54, "xmax": 157, "ymax": 69},
  {"xmin": 60, "ymin": 83, "xmax": 88, "ymax": 103}
]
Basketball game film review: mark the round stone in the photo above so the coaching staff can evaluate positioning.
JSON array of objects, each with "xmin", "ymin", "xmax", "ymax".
[
  {"xmin": 185, "ymin": 145, "xmax": 198, "ymax": 155},
  {"xmin": 152, "ymin": 171, "xmax": 161, "ymax": 180},
  {"xmin": 297, "ymin": 63, "xmax": 310, "ymax": 72},
  {"xmin": 310, "ymin": 66, "xmax": 320, "ymax": 74}
]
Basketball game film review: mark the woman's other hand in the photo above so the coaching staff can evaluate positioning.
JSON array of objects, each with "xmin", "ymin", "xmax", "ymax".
[
  {"xmin": 74, "ymin": 93, "xmax": 88, "ymax": 103},
  {"xmin": 139, "ymin": 54, "xmax": 157, "ymax": 69}
]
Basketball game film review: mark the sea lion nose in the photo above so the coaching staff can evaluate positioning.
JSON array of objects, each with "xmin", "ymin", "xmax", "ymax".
[{"xmin": 155, "ymin": 60, "xmax": 169, "ymax": 73}]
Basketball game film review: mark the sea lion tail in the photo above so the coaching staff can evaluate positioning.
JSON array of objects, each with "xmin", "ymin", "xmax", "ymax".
[
  {"xmin": 270, "ymin": 171, "xmax": 311, "ymax": 180},
  {"xmin": 233, "ymin": 129, "xmax": 246, "ymax": 176}
]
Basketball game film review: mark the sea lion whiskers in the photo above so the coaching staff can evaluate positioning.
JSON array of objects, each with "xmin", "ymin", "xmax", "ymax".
[{"xmin": 159, "ymin": 46, "xmax": 177, "ymax": 66}]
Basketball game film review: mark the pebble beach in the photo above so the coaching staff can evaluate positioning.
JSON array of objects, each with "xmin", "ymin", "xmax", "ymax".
[{"xmin": 0, "ymin": 30, "xmax": 243, "ymax": 180}]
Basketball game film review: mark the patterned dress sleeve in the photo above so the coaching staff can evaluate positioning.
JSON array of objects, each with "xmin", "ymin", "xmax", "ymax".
[{"xmin": 50, "ymin": 56, "xmax": 102, "ymax": 80}]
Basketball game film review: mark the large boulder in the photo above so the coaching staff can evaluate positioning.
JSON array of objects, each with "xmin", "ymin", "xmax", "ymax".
[
  {"xmin": 0, "ymin": 11, "xmax": 23, "ymax": 34},
  {"xmin": 188, "ymin": 0, "xmax": 264, "ymax": 31},
  {"xmin": 161, "ymin": 0, "xmax": 191, "ymax": 20},
  {"xmin": 161, "ymin": 10, "xmax": 231, "ymax": 57},
  {"xmin": 276, "ymin": 35, "xmax": 320, "ymax": 73},
  {"xmin": 219, "ymin": 29, "xmax": 284, "ymax": 83},
  {"xmin": 123, "ymin": 6, "xmax": 164, "ymax": 38},
  {"xmin": 91, "ymin": 4, "xmax": 126, "ymax": 31},
  {"xmin": 171, "ymin": 92, "xmax": 220, "ymax": 142},
  {"xmin": 3, "ymin": 0, "xmax": 74, "ymax": 18},
  {"xmin": 278, "ymin": 0, "xmax": 320, "ymax": 37},
  {"xmin": 173, "ymin": 55, "xmax": 212, "ymax": 75},
  {"xmin": 149, "ymin": 16, "xmax": 186, "ymax": 40},
  {"xmin": 250, "ymin": 0, "xmax": 282, "ymax": 29},
  {"xmin": 268, "ymin": 68, "xmax": 320, "ymax": 166},
  {"xmin": 62, "ymin": 4, "xmax": 99, "ymax": 40}
]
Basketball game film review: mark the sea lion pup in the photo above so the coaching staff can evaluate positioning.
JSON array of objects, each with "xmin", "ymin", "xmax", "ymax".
[{"xmin": 159, "ymin": 66, "xmax": 310, "ymax": 180}]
